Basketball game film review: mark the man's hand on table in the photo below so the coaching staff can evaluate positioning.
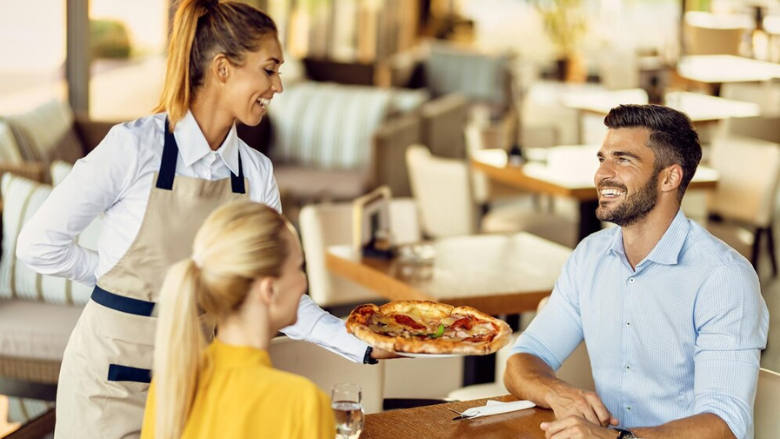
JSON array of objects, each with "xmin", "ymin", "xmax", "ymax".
[
  {"xmin": 544, "ymin": 382, "xmax": 619, "ymax": 428},
  {"xmin": 541, "ymin": 416, "xmax": 620, "ymax": 439}
]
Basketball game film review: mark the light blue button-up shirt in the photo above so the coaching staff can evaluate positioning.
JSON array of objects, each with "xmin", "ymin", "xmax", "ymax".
[{"xmin": 511, "ymin": 209, "xmax": 769, "ymax": 438}]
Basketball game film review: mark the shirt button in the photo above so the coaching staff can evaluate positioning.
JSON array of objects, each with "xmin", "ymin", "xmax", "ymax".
[
  {"xmin": 626, "ymin": 321, "xmax": 631, "ymax": 327},
  {"xmin": 626, "ymin": 365, "xmax": 631, "ymax": 370},
  {"xmin": 627, "ymin": 406, "xmax": 632, "ymax": 411},
  {"xmin": 629, "ymin": 278, "xmax": 635, "ymax": 283}
]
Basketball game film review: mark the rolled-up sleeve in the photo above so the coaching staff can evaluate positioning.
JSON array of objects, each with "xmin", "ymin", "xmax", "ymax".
[
  {"xmin": 693, "ymin": 263, "xmax": 768, "ymax": 439},
  {"xmin": 281, "ymin": 294, "xmax": 368, "ymax": 363},
  {"xmin": 511, "ymin": 250, "xmax": 584, "ymax": 371},
  {"xmin": 16, "ymin": 125, "xmax": 137, "ymax": 286}
]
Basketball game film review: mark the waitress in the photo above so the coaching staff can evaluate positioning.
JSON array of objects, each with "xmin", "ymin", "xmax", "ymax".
[{"xmin": 16, "ymin": 1, "xmax": 389, "ymax": 438}]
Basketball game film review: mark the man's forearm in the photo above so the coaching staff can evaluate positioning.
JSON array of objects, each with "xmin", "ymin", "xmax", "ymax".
[
  {"xmin": 504, "ymin": 352, "xmax": 560, "ymax": 408},
  {"xmin": 631, "ymin": 413, "xmax": 735, "ymax": 439}
]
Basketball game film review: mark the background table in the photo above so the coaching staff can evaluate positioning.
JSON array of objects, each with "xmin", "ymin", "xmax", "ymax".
[
  {"xmin": 676, "ymin": 55, "xmax": 780, "ymax": 95},
  {"xmin": 471, "ymin": 148, "xmax": 719, "ymax": 241},
  {"xmin": 362, "ymin": 395, "xmax": 554, "ymax": 439},
  {"xmin": 326, "ymin": 232, "xmax": 572, "ymax": 316}
]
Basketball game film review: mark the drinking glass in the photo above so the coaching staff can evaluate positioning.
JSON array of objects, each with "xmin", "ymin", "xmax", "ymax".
[{"xmin": 332, "ymin": 383, "xmax": 364, "ymax": 439}]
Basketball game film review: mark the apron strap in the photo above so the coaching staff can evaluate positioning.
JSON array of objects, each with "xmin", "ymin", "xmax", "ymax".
[
  {"xmin": 92, "ymin": 285, "xmax": 156, "ymax": 317},
  {"xmin": 231, "ymin": 153, "xmax": 245, "ymax": 194},
  {"xmin": 156, "ymin": 118, "xmax": 178, "ymax": 190},
  {"xmin": 158, "ymin": 117, "xmax": 246, "ymax": 194}
]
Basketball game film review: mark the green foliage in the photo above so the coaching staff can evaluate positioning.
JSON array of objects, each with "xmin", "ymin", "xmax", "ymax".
[
  {"xmin": 529, "ymin": 0, "xmax": 587, "ymax": 56},
  {"xmin": 91, "ymin": 19, "xmax": 132, "ymax": 59}
]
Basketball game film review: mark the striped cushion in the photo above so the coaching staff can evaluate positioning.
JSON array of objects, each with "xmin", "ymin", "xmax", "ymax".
[
  {"xmin": 5, "ymin": 99, "xmax": 84, "ymax": 167},
  {"xmin": 6, "ymin": 397, "xmax": 53, "ymax": 424},
  {"xmin": 0, "ymin": 172, "xmax": 97, "ymax": 305},
  {"xmin": 0, "ymin": 122, "xmax": 23, "ymax": 164},
  {"xmin": 424, "ymin": 44, "xmax": 510, "ymax": 106},
  {"xmin": 268, "ymin": 82, "xmax": 392, "ymax": 170}
]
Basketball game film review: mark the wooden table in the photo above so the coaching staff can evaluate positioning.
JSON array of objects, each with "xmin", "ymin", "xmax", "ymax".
[
  {"xmin": 561, "ymin": 88, "xmax": 760, "ymax": 143},
  {"xmin": 326, "ymin": 232, "xmax": 571, "ymax": 316},
  {"xmin": 676, "ymin": 55, "xmax": 780, "ymax": 95},
  {"xmin": 471, "ymin": 148, "xmax": 719, "ymax": 241},
  {"xmin": 362, "ymin": 395, "xmax": 554, "ymax": 439}
]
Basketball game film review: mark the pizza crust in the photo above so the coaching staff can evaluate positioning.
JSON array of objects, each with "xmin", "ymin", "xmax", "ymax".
[{"xmin": 346, "ymin": 301, "xmax": 513, "ymax": 355}]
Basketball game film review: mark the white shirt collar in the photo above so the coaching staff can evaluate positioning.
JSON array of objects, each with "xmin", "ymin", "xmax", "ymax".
[{"xmin": 173, "ymin": 110, "xmax": 240, "ymax": 175}]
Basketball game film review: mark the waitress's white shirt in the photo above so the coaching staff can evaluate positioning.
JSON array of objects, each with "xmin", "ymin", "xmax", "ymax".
[{"xmin": 17, "ymin": 111, "xmax": 369, "ymax": 363}]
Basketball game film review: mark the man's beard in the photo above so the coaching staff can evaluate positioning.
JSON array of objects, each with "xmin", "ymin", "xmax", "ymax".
[{"xmin": 596, "ymin": 171, "xmax": 659, "ymax": 227}]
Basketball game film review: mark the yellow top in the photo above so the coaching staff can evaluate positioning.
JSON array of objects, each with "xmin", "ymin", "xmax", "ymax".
[{"xmin": 141, "ymin": 339, "xmax": 335, "ymax": 439}]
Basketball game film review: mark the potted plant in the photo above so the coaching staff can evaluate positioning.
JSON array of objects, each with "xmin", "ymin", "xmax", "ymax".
[{"xmin": 530, "ymin": 0, "xmax": 588, "ymax": 81}]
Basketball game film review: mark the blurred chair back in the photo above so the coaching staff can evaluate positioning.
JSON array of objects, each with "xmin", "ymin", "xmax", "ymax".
[
  {"xmin": 299, "ymin": 199, "xmax": 421, "ymax": 308},
  {"xmin": 269, "ymin": 336, "xmax": 385, "ymax": 414},
  {"xmin": 684, "ymin": 12, "xmax": 748, "ymax": 56},
  {"xmin": 755, "ymin": 368, "xmax": 780, "ymax": 439},
  {"xmin": 465, "ymin": 124, "xmax": 490, "ymax": 205},
  {"xmin": 708, "ymin": 136, "xmax": 780, "ymax": 228},
  {"xmin": 721, "ymin": 83, "xmax": 780, "ymax": 118},
  {"xmin": 719, "ymin": 115, "xmax": 780, "ymax": 145},
  {"xmin": 707, "ymin": 135, "xmax": 780, "ymax": 274},
  {"xmin": 406, "ymin": 145, "xmax": 477, "ymax": 238}
]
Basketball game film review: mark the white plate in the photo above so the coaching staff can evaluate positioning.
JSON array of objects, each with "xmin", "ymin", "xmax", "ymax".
[{"xmin": 395, "ymin": 352, "xmax": 466, "ymax": 358}]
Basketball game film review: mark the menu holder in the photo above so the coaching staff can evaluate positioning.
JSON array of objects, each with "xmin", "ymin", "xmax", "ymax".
[{"xmin": 352, "ymin": 186, "xmax": 394, "ymax": 259}]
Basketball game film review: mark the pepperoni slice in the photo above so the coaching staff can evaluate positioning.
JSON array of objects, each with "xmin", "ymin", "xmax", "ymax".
[
  {"xmin": 393, "ymin": 314, "xmax": 426, "ymax": 330},
  {"xmin": 450, "ymin": 316, "xmax": 476, "ymax": 330}
]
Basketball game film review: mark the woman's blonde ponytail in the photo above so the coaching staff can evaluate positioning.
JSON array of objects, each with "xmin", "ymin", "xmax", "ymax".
[
  {"xmin": 154, "ymin": 0, "xmax": 206, "ymax": 130},
  {"xmin": 153, "ymin": 259, "xmax": 207, "ymax": 439}
]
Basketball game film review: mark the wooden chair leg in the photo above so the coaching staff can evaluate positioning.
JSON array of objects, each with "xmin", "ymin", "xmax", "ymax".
[
  {"xmin": 767, "ymin": 225, "xmax": 778, "ymax": 277},
  {"xmin": 751, "ymin": 228, "xmax": 764, "ymax": 272}
]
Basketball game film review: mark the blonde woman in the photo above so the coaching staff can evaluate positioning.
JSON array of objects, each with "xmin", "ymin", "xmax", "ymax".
[
  {"xmin": 141, "ymin": 200, "xmax": 334, "ymax": 439},
  {"xmin": 17, "ymin": 1, "xmax": 386, "ymax": 437}
]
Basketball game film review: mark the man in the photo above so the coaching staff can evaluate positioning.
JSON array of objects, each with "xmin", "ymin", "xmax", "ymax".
[{"xmin": 504, "ymin": 104, "xmax": 768, "ymax": 439}]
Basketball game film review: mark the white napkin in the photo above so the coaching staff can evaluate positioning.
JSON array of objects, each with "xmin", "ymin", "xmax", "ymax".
[{"xmin": 459, "ymin": 399, "xmax": 536, "ymax": 419}]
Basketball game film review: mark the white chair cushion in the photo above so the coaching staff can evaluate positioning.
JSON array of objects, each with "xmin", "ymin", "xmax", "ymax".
[
  {"xmin": 269, "ymin": 82, "xmax": 392, "ymax": 170},
  {"xmin": 0, "ymin": 299, "xmax": 82, "ymax": 361},
  {"xmin": 0, "ymin": 122, "xmax": 23, "ymax": 164},
  {"xmin": 0, "ymin": 172, "xmax": 99, "ymax": 305}
]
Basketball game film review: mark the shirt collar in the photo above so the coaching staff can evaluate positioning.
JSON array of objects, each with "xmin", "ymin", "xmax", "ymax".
[
  {"xmin": 607, "ymin": 208, "xmax": 690, "ymax": 267},
  {"xmin": 173, "ymin": 110, "xmax": 240, "ymax": 175}
]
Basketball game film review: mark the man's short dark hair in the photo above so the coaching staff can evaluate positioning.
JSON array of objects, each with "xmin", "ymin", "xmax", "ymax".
[{"xmin": 604, "ymin": 104, "xmax": 702, "ymax": 201}]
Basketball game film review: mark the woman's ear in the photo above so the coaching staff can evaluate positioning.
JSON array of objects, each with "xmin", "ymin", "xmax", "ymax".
[
  {"xmin": 253, "ymin": 277, "xmax": 277, "ymax": 306},
  {"xmin": 212, "ymin": 54, "xmax": 231, "ymax": 84}
]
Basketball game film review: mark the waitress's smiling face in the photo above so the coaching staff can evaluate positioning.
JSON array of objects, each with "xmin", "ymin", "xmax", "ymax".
[{"xmin": 222, "ymin": 36, "xmax": 284, "ymax": 127}]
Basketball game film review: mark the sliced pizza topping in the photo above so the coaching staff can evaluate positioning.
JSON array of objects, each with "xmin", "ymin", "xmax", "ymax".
[{"xmin": 393, "ymin": 314, "xmax": 427, "ymax": 330}]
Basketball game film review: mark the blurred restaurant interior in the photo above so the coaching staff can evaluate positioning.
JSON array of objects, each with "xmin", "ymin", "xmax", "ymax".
[{"xmin": 1, "ymin": 0, "xmax": 780, "ymax": 437}]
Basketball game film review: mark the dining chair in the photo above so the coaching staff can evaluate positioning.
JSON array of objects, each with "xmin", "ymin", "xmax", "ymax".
[
  {"xmin": 298, "ymin": 199, "xmax": 422, "ymax": 311},
  {"xmin": 405, "ymin": 145, "xmax": 577, "ymax": 247},
  {"xmin": 706, "ymin": 135, "xmax": 780, "ymax": 276},
  {"xmin": 684, "ymin": 12, "xmax": 749, "ymax": 56},
  {"xmin": 718, "ymin": 115, "xmax": 780, "ymax": 145},
  {"xmin": 268, "ymin": 336, "xmax": 385, "ymax": 414},
  {"xmin": 754, "ymin": 368, "xmax": 780, "ymax": 439}
]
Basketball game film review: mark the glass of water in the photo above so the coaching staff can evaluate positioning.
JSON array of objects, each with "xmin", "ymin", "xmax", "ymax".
[{"xmin": 332, "ymin": 383, "xmax": 364, "ymax": 439}]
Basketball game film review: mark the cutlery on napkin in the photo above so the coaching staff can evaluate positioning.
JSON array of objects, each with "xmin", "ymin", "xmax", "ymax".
[{"xmin": 452, "ymin": 399, "xmax": 536, "ymax": 420}]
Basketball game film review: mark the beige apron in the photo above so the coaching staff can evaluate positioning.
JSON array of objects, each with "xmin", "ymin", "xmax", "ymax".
[{"xmin": 54, "ymin": 120, "xmax": 248, "ymax": 439}]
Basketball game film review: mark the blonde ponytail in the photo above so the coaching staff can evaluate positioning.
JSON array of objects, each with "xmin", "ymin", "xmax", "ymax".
[
  {"xmin": 152, "ymin": 200, "xmax": 290, "ymax": 439},
  {"xmin": 153, "ymin": 259, "xmax": 207, "ymax": 439},
  {"xmin": 155, "ymin": 0, "xmax": 278, "ymax": 131}
]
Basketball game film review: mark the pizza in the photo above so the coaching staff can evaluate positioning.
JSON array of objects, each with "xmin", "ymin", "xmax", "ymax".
[{"xmin": 346, "ymin": 301, "xmax": 512, "ymax": 355}]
